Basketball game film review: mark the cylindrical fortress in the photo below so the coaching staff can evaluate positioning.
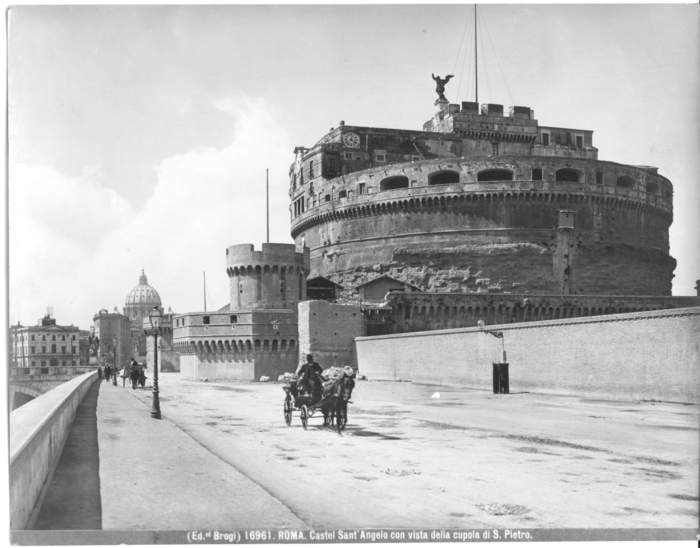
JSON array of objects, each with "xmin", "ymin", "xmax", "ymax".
[
  {"xmin": 290, "ymin": 155, "xmax": 675, "ymax": 296},
  {"xmin": 226, "ymin": 243, "xmax": 310, "ymax": 310}
]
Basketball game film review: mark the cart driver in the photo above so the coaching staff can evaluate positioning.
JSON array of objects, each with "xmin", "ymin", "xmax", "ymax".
[{"xmin": 295, "ymin": 354, "xmax": 324, "ymax": 397}]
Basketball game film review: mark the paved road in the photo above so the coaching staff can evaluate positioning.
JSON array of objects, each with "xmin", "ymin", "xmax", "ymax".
[
  {"xmin": 34, "ymin": 376, "xmax": 305, "ymax": 531},
  {"xmin": 123, "ymin": 373, "xmax": 698, "ymax": 530}
]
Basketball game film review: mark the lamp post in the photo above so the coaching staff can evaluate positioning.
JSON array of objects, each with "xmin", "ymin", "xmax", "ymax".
[
  {"xmin": 112, "ymin": 335, "xmax": 118, "ymax": 386},
  {"xmin": 147, "ymin": 306, "xmax": 162, "ymax": 419}
]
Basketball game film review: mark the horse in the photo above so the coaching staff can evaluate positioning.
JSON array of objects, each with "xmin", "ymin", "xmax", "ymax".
[
  {"xmin": 129, "ymin": 366, "xmax": 141, "ymax": 390},
  {"xmin": 321, "ymin": 373, "xmax": 356, "ymax": 433}
]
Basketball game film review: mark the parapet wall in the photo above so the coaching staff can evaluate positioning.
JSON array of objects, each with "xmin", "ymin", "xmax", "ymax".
[
  {"xmin": 10, "ymin": 371, "xmax": 98, "ymax": 529},
  {"xmin": 355, "ymin": 307, "xmax": 700, "ymax": 404}
]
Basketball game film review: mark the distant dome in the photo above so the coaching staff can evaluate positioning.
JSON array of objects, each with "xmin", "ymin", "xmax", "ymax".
[{"xmin": 124, "ymin": 270, "xmax": 161, "ymax": 321}]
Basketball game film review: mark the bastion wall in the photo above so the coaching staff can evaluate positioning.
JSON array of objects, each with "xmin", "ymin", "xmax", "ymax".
[{"xmin": 355, "ymin": 307, "xmax": 700, "ymax": 404}]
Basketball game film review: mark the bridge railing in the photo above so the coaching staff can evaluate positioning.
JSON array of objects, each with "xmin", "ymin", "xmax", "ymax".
[
  {"xmin": 10, "ymin": 371, "xmax": 98, "ymax": 529},
  {"xmin": 10, "ymin": 366, "xmax": 98, "ymax": 378}
]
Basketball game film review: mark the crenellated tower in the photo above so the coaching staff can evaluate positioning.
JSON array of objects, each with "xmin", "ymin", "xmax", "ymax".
[{"xmin": 173, "ymin": 243, "xmax": 310, "ymax": 381}]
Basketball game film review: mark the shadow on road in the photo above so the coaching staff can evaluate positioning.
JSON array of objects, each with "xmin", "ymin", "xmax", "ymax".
[{"xmin": 33, "ymin": 380, "xmax": 103, "ymax": 530}]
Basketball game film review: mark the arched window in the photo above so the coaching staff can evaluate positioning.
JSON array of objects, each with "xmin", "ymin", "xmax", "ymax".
[
  {"xmin": 477, "ymin": 169, "xmax": 513, "ymax": 182},
  {"xmin": 616, "ymin": 175, "xmax": 635, "ymax": 189},
  {"xmin": 645, "ymin": 182, "xmax": 660, "ymax": 194},
  {"xmin": 429, "ymin": 171, "xmax": 460, "ymax": 185},
  {"xmin": 555, "ymin": 168, "xmax": 580, "ymax": 183},
  {"xmin": 380, "ymin": 175, "xmax": 409, "ymax": 191}
]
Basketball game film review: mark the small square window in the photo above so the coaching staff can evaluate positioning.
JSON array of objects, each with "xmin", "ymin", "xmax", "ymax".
[
  {"xmin": 230, "ymin": 315, "xmax": 238, "ymax": 324},
  {"xmin": 344, "ymin": 152, "xmax": 353, "ymax": 160},
  {"xmin": 532, "ymin": 168, "xmax": 543, "ymax": 181},
  {"xmin": 411, "ymin": 156, "xmax": 421, "ymax": 162},
  {"xmin": 376, "ymin": 154, "xmax": 385, "ymax": 162},
  {"xmin": 203, "ymin": 316, "xmax": 210, "ymax": 325}
]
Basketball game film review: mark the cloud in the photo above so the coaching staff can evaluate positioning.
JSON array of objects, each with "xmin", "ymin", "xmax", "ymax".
[{"xmin": 9, "ymin": 95, "xmax": 294, "ymax": 328}]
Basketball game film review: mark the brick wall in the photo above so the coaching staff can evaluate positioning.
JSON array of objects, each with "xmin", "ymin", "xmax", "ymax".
[
  {"xmin": 298, "ymin": 300, "xmax": 363, "ymax": 369},
  {"xmin": 356, "ymin": 307, "xmax": 700, "ymax": 404}
]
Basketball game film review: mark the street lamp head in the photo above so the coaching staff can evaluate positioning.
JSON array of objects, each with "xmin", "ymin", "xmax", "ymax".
[{"xmin": 149, "ymin": 306, "xmax": 163, "ymax": 330}]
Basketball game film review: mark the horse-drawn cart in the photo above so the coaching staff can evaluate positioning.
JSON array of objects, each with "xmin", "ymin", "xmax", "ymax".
[{"xmin": 282, "ymin": 368, "xmax": 356, "ymax": 433}]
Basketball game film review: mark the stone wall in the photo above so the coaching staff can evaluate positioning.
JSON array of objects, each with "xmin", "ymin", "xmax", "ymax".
[
  {"xmin": 386, "ymin": 292, "xmax": 700, "ymax": 333},
  {"xmin": 10, "ymin": 371, "xmax": 98, "ymax": 529},
  {"xmin": 290, "ymin": 156, "xmax": 674, "ymax": 297},
  {"xmin": 179, "ymin": 351, "xmax": 298, "ymax": 381},
  {"xmin": 298, "ymin": 300, "xmax": 363, "ymax": 369},
  {"xmin": 355, "ymin": 307, "xmax": 700, "ymax": 404}
]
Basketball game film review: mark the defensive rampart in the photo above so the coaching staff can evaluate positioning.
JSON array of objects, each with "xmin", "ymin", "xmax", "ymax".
[
  {"xmin": 355, "ymin": 307, "xmax": 700, "ymax": 404},
  {"xmin": 9, "ymin": 371, "xmax": 98, "ymax": 529},
  {"xmin": 387, "ymin": 293, "xmax": 700, "ymax": 333}
]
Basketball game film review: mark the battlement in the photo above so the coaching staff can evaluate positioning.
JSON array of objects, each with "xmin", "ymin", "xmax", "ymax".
[{"xmin": 226, "ymin": 243, "xmax": 308, "ymax": 269}]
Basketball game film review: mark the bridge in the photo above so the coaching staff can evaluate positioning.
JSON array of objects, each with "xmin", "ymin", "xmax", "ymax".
[
  {"xmin": 9, "ymin": 368, "xmax": 698, "ymax": 543},
  {"xmin": 9, "ymin": 366, "xmax": 99, "ymax": 411}
]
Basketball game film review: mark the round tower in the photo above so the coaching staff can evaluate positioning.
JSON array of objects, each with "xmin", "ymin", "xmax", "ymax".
[
  {"xmin": 289, "ymin": 115, "xmax": 675, "ymax": 296},
  {"xmin": 226, "ymin": 243, "xmax": 310, "ymax": 310}
]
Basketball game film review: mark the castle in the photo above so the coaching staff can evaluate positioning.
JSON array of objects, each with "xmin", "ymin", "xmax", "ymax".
[{"xmin": 167, "ymin": 89, "xmax": 697, "ymax": 381}]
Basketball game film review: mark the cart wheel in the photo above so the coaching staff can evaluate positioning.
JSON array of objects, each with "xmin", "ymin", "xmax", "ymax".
[
  {"xmin": 284, "ymin": 397, "xmax": 293, "ymax": 426},
  {"xmin": 300, "ymin": 405, "xmax": 308, "ymax": 430}
]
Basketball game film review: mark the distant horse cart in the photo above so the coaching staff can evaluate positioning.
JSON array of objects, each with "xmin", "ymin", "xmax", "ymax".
[{"xmin": 282, "ymin": 368, "xmax": 356, "ymax": 433}]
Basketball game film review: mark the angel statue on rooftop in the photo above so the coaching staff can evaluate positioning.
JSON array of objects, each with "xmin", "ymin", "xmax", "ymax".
[{"xmin": 432, "ymin": 73, "xmax": 454, "ymax": 101}]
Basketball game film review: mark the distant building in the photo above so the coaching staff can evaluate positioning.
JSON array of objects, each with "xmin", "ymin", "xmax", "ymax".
[
  {"xmin": 123, "ymin": 270, "xmax": 165, "ymax": 360},
  {"xmin": 10, "ymin": 313, "xmax": 80, "ymax": 368},
  {"xmin": 92, "ymin": 308, "xmax": 131, "ymax": 371},
  {"xmin": 306, "ymin": 276, "xmax": 344, "ymax": 301},
  {"xmin": 355, "ymin": 275, "xmax": 421, "ymax": 303}
]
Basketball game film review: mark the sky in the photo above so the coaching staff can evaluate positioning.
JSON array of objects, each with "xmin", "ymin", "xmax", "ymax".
[{"xmin": 6, "ymin": 4, "xmax": 700, "ymax": 329}]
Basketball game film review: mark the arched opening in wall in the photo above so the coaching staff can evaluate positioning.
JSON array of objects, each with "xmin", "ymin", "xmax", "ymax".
[
  {"xmin": 272, "ymin": 340, "xmax": 278, "ymax": 352},
  {"xmin": 616, "ymin": 176, "xmax": 636, "ymax": 189},
  {"xmin": 477, "ymin": 169, "xmax": 513, "ymax": 182},
  {"xmin": 289, "ymin": 340, "xmax": 296, "ymax": 351},
  {"xmin": 646, "ymin": 182, "xmax": 660, "ymax": 194},
  {"xmin": 12, "ymin": 391, "xmax": 36, "ymax": 411},
  {"xmin": 380, "ymin": 176, "xmax": 409, "ymax": 192},
  {"xmin": 245, "ymin": 340, "xmax": 252, "ymax": 352},
  {"xmin": 254, "ymin": 340, "xmax": 261, "ymax": 352},
  {"xmin": 280, "ymin": 339, "xmax": 287, "ymax": 351},
  {"xmin": 555, "ymin": 168, "xmax": 581, "ymax": 183},
  {"xmin": 264, "ymin": 265, "xmax": 271, "ymax": 274},
  {"xmin": 263, "ymin": 340, "xmax": 270, "ymax": 351},
  {"xmin": 429, "ymin": 171, "xmax": 460, "ymax": 185}
]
